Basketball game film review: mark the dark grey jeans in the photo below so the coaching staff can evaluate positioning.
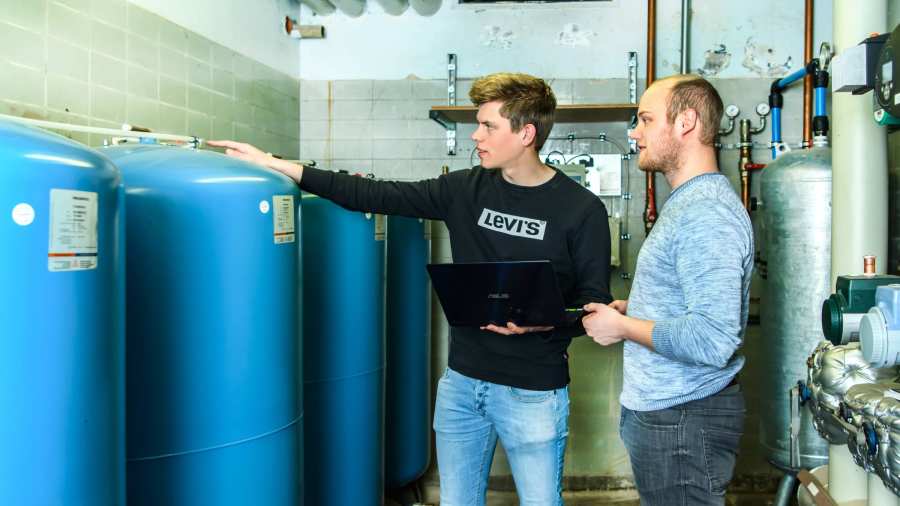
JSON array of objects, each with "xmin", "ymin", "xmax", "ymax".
[{"xmin": 620, "ymin": 384, "xmax": 745, "ymax": 506}]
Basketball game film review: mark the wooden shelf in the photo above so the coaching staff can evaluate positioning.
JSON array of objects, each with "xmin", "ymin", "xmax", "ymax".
[{"xmin": 429, "ymin": 104, "xmax": 638, "ymax": 126}]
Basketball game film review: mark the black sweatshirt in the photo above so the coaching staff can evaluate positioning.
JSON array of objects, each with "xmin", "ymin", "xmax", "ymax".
[{"xmin": 300, "ymin": 165, "xmax": 612, "ymax": 390}]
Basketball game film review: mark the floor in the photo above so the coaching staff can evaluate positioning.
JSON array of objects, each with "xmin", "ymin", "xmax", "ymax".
[{"xmin": 393, "ymin": 484, "xmax": 778, "ymax": 506}]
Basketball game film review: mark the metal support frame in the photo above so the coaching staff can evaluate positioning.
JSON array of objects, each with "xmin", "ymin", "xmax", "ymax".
[{"xmin": 446, "ymin": 53, "xmax": 457, "ymax": 156}]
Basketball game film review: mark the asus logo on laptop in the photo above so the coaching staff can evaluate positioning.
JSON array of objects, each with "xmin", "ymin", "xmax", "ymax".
[{"xmin": 487, "ymin": 293, "xmax": 510, "ymax": 299}]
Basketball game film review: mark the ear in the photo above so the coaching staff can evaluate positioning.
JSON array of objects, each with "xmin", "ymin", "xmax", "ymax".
[
  {"xmin": 520, "ymin": 123, "xmax": 538, "ymax": 147},
  {"xmin": 676, "ymin": 108, "xmax": 698, "ymax": 139}
]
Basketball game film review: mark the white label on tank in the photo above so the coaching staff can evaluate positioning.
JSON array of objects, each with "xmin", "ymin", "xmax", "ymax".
[
  {"xmin": 48, "ymin": 189, "xmax": 98, "ymax": 271},
  {"xmin": 259, "ymin": 200, "xmax": 270, "ymax": 214},
  {"xmin": 272, "ymin": 195, "xmax": 295, "ymax": 244},
  {"xmin": 12, "ymin": 203, "xmax": 35, "ymax": 226},
  {"xmin": 884, "ymin": 61, "xmax": 893, "ymax": 82}
]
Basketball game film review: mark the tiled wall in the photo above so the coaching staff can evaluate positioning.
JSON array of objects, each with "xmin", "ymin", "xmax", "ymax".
[{"xmin": 0, "ymin": 0, "xmax": 300, "ymax": 159}]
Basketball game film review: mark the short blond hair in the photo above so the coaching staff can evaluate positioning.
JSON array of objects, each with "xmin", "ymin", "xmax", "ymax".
[
  {"xmin": 657, "ymin": 74, "xmax": 724, "ymax": 146},
  {"xmin": 469, "ymin": 73, "xmax": 556, "ymax": 151}
]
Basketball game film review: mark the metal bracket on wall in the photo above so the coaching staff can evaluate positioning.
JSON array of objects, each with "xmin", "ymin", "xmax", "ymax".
[
  {"xmin": 446, "ymin": 53, "xmax": 458, "ymax": 156},
  {"xmin": 627, "ymin": 51, "xmax": 639, "ymax": 153}
]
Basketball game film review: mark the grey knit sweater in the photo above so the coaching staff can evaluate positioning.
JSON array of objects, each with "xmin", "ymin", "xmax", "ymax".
[{"xmin": 621, "ymin": 172, "xmax": 753, "ymax": 411}]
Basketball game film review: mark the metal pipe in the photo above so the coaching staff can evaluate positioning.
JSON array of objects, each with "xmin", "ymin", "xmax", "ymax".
[
  {"xmin": 643, "ymin": 0, "xmax": 658, "ymax": 235},
  {"xmin": 803, "ymin": 0, "xmax": 814, "ymax": 147},
  {"xmin": 0, "ymin": 113, "xmax": 200, "ymax": 145},
  {"xmin": 680, "ymin": 0, "xmax": 690, "ymax": 73},
  {"xmin": 831, "ymin": 0, "xmax": 888, "ymax": 288}
]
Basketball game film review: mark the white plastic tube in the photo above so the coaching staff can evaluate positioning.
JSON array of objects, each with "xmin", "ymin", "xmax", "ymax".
[
  {"xmin": 0, "ymin": 113, "xmax": 199, "ymax": 145},
  {"xmin": 830, "ymin": 0, "xmax": 888, "ymax": 285}
]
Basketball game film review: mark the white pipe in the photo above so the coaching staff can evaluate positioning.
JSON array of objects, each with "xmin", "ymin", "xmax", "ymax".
[
  {"xmin": 831, "ymin": 0, "xmax": 888, "ymax": 286},
  {"xmin": 300, "ymin": 0, "xmax": 336, "ymax": 16},
  {"xmin": 867, "ymin": 473, "xmax": 899, "ymax": 506},
  {"xmin": 330, "ymin": 0, "xmax": 365, "ymax": 17},
  {"xmin": 0, "ymin": 113, "xmax": 200, "ymax": 145},
  {"xmin": 828, "ymin": 444, "xmax": 868, "ymax": 502},
  {"xmin": 375, "ymin": 0, "xmax": 408, "ymax": 15},
  {"xmin": 409, "ymin": 0, "xmax": 440, "ymax": 17}
]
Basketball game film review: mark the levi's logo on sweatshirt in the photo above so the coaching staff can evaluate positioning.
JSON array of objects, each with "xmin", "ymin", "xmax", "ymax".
[{"xmin": 477, "ymin": 208, "xmax": 547, "ymax": 240}]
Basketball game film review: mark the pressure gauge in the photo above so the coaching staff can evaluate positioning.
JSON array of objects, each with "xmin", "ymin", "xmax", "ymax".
[
  {"xmin": 756, "ymin": 103, "xmax": 771, "ymax": 117},
  {"xmin": 725, "ymin": 104, "xmax": 740, "ymax": 119}
]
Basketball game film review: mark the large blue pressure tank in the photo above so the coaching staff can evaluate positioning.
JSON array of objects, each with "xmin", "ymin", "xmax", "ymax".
[
  {"xmin": 302, "ymin": 195, "xmax": 385, "ymax": 505},
  {"xmin": 104, "ymin": 144, "xmax": 302, "ymax": 505},
  {"xmin": 385, "ymin": 216, "xmax": 431, "ymax": 490},
  {"xmin": 0, "ymin": 120, "xmax": 125, "ymax": 504}
]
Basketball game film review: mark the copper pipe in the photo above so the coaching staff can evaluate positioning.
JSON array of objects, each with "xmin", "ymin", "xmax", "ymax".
[
  {"xmin": 803, "ymin": 0, "xmax": 813, "ymax": 147},
  {"xmin": 643, "ymin": 0, "xmax": 658, "ymax": 235},
  {"xmin": 864, "ymin": 255, "xmax": 877, "ymax": 275}
]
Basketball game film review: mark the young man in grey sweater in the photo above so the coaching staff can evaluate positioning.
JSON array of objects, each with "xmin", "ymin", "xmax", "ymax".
[{"xmin": 581, "ymin": 75, "xmax": 753, "ymax": 505}]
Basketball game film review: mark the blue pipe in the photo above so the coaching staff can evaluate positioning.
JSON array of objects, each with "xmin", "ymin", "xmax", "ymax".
[
  {"xmin": 814, "ymin": 87, "xmax": 826, "ymax": 117},
  {"xmin": 776, "ymin": 68, "xmax": 808, "ymax": 90},
  {"xmin": 771, "ymin": 107, "xmax": 782, "ymax": 159}
]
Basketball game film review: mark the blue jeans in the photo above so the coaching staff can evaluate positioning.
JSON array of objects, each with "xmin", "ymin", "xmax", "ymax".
[
  {"xmin": 620, "ymin": 384, "xmax": 745, "ymax": 506},
  {"xmin": 433, "ymin": 367, "xmax": 569, "ymax": 506}
]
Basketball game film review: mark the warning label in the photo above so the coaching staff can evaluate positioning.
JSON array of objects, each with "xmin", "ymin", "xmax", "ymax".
[
  {"xmin": 48, "ymin": 189, "xmax": 99, "ymax": 271},
  {"xmin": 272, "ymin": 195, "xmax": 295, "ymax": 244}
]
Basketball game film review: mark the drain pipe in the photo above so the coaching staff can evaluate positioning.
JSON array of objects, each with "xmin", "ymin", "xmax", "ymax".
[{"xmin": 642, "ymin": 0, "xmax": 658, "ymax": 235}]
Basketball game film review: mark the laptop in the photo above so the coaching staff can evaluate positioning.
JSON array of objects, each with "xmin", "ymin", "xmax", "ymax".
[{"xmin": 426, "ymin": 260, "xmax": 582, "ymax": 328}]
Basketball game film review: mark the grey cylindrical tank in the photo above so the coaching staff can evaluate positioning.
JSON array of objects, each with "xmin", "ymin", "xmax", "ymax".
[{"xmin": 759, "ymin": 146, "xmax": 832, "ymax": 470}]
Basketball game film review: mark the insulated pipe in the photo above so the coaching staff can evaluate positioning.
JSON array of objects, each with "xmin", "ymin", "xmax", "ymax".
[
  {"xmin": 375, "ymin": 0, "xmax": 408, "ymax": 15},
  {"xmin": 831, "ymin": 0, "xmax": 888, "ymax": 289},
  {"xmin": 300, "ymin": 0, "xmax": 337, "ymax": 15},
  {"xmin": 409, "ymin": 0, "xmax": 441, "ymax": 16},
  {"xmin": 680, "ymin": 0, "xmax": 690, "ymax": 73},
  {"xmin": 803, "ymin": 0, "xmax": 814, "ymax": 147},
  {"xmin": 330, "ymin": 0, "xmax": 365, "ymax": 17},
  {"xmin": 643, "ymin": 0, "xmax": 658, "ymax": 235}
]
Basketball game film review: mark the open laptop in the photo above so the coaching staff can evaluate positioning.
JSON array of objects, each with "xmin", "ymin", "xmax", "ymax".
[{"xmin": 426, "ymin": 260, "xmax": 582, "ymax": 327}]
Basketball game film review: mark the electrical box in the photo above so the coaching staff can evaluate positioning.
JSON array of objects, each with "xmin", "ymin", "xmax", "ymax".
[{"xmin": 832, "ymin": 32, "xmax": 889, "ymax": 94}]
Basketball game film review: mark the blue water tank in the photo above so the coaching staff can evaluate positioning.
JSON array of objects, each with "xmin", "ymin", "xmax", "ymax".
[
  {"xmin": 0, "ymin": 120, "xmax": 125, "ymax": 504},
  {"xmin": 385, "ymin": 216, "xmax": 431, "ymax": 489},
  {"xmin": 302, "ymin": 195, "xmax": 385, "ymax": 505},
  {"xmin": 104, "ymin": 145, "xmax": 302, "ymax": 506}
]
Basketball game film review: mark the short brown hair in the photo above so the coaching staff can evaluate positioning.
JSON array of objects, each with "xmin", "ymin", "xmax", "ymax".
[
  {"xmin": 661, "ymin": 74, "xmax": 723, "ymax": 146},
  {"xmin": 469, "ymin": 73, "xmax": 556, "ymax": 151}
]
